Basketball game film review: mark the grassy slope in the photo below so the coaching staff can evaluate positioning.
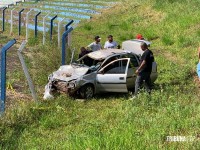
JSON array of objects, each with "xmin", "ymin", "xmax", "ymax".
[{"xmin": 1, "ymin": 0, "xmax": 200, "ymax": 149}]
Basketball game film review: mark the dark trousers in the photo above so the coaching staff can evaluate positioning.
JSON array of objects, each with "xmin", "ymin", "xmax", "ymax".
[{"xmin": 134, "ymin": 72, "xmax": 151, "ymax": 96}]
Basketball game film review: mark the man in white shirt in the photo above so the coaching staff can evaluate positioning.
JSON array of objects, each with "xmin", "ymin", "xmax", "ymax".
[
  {"xmin": 87, "ymin": 36, "xmax": 102, "ymax": 51},
  {"xmin": 104, "ymin": 35, "xmax": 119, "ymax": 49}
]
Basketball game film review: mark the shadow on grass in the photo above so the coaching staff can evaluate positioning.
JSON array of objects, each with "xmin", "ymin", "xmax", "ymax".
[{"xmin": 94, "ymin": 92, "xmax": 129, "ymax": 100}]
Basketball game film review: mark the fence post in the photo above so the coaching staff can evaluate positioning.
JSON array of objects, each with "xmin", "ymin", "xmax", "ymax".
[
  {"xmin": 0, "ymin": 39, "xmax": 16, "ymax": 114},
  {"xmin": 61, "ymin": 27, "xmax": 73, "ymax": 65},
  {"xmin": 65, "ymin": 20, "xmax": 74, "ymax": 31},
  {"xmin": 50, "ymin": 15, "xmax": 57, "ymax": 41},
  {"xmin": 58, "ymin": 18, "xmax": 65, "ymax": 47},
  {"xmin": 16, "ymin": 1, "xmax": 22, "ymax": 5},
  {"xmin": 35, "ymin": 12, "xmax": 41, "ymax": 38},
  {"xmin": 8, "ymin": 4, "xmax": 14, "ymax": 8},
  {"xmin": 26, "ymin": 9, "xmax": 33, "ymax": 41},
  {"xmin": 2, "ymin": 7, "xmax": 7, "ymax": 32},
  {"xmin": 65, "ymin": 20, "xmax": 74, "ymax": 48},
  {"xmin": 10, "ymin": 8, "xmax": 15, "ymax": 35},
  {"xmin": 18, "ymin": 8, "xmax": 25, "ymax": 36},
  {"xmin": 43, "ymin": 13, "xmax": 50, "ymax": 45},
  {"xmin": 17, "ymin": 41, "xmax": 37, "ymax": 102}
]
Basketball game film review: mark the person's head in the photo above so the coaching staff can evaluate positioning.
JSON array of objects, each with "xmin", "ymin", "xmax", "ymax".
[
  {"xmin": 94, "ymin": 35, "xmax": 101, "ymax": 43},
  {"xmin": 80, "ymin": 47, "xmax": 86, "ymax": 52},
  {"xmin": 140, "ymin": 42, "xmax": 148, "ymax": 51},
  {"xmin": 136, "ymin": 34, "xmax": 144, "ymax": 40},
  {"xmin": 107, "ymin": 35, "xmax": 113, "ymax": 42}
]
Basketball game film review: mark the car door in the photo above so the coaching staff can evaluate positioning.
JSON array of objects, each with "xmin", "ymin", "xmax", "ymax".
[
  {"xmin": 125, "ymin": 54, "xmax": 140, "ymax": 89},
  {"xmin": 96, "ymin": 58, "xmax": 130, "ymax": 93}
]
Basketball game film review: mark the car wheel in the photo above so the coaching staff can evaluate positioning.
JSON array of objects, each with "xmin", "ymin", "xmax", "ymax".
[{"xmin": 80, "ymin": 84, "xmax": 94, "ymax": 99}]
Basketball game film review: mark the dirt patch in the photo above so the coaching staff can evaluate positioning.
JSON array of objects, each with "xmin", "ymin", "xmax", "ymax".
[
  {"xmin": 186, "ymin": 24, "xmax": 200, "ymax": 35},
  {"xmin": 137, "ymin": 6, "xmax": 166, "ymax": 24},
  {"xmin": 6, "ymin": 90, "xmax": 33, "ymax": 110},
  {"xmin": 153, "ymin": 48, "xmax": 186, "ymax": 65},
  {"xmin": 1, "ymin": 40, "xmax": 32, "ymax": 109}
]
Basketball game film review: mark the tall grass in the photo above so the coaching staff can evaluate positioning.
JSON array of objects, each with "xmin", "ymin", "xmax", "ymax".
[{"xmin": 0, "ymin": 0, "xmax": 200, "ymax": 149}]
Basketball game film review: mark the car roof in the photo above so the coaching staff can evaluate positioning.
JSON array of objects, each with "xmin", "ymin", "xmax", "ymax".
[{"xmin": 88, "ymin": 49, "xmax": 126, "ymax": 60}]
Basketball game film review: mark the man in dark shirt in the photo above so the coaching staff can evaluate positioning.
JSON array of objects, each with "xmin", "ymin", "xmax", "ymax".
[{"xmin": 133, "ymin": 42, "xmax": 154, "ymax": 98}]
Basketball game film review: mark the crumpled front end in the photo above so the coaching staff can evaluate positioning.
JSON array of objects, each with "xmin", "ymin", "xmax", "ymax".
[{"xmin": 43, "ymin": 65, "xmax": 89, "ymax": 99}]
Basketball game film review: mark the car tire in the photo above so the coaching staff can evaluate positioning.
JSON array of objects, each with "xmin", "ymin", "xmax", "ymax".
[{"xmin": 80, "ymin": 84, "xmax": 94, "ymax": 99}]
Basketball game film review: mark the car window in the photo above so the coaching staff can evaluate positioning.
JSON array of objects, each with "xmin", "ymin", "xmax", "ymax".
[
  {"xmin": 101, "ymin": 55, "xmax": 120, "ymax": 68},
  {"xmin": 103, "ymin": 59, "xmax": 128, "ymax": 74},
  {"xmin": 121, "ymin": 54, "xmax": 139, "ymax": 67}
]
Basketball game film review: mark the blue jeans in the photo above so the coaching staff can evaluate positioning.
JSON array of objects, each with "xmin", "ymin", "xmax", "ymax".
[{"xmin": 134, "ymin": 72, "xmax": 151, "ymax": 96}]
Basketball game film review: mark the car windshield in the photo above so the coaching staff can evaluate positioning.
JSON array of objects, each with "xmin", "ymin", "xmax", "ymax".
[{"xmin": 72, "ymin": 54, "xmax": 104, "ymax": 71}]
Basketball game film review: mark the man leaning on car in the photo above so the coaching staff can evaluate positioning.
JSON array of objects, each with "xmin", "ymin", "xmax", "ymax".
[{"xmin": 131, "ymin": 42, "xmax": 154, "ymax": 99}]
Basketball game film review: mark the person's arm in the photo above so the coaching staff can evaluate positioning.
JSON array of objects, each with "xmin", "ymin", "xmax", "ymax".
[
  {"xmin": 114, "ymin": 41, "xmax": 120, "ymax": 49},
  {"xmin": 135, "ymin": 51, "xmax": 149, "ymax": 74},
  {"xmin": 87, "ymin": 43, "xmax": 93, "ymax": 50},
  {"xmin": 104, "ymin": 42, "xmax": 108, "ymax": 49},
  {"xmin": 136, "ymin": 60, "xmax": 146, "ymax": 74},
  {"xmin": 79, "ymin": 54, "xmax": 83, "ymax": 64},
  {"xmin": 114, "ymin": 41, "xmax": 118, "ymax": 48}
]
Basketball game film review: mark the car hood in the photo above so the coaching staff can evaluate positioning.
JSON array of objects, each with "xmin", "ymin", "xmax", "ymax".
[{"xmin": 51, "ymin": 64, "xmax": 89, "ymax": 82}]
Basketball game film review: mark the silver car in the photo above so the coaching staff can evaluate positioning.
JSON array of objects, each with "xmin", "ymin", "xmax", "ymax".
[{"xmin": 44, "ymin": 49, "xmax": 158, "ymax": 99}]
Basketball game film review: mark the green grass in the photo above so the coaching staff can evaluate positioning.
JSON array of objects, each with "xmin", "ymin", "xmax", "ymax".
[{"xmin": 1, "ymin": 0, "xmax": 200, "ymax": 149}]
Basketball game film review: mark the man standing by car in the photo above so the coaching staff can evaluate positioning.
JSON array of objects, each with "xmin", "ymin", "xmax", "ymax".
[
  {"xmin": 104, "ymin": 35, "xmax": 120, "ymax": 49},
  {"xmin": 87, "ymin": 36, "xmax": 102, "ymax": 51},
  {"xmin": 132, "ymin": 42, "xmax": 154, "ymax": 98}
]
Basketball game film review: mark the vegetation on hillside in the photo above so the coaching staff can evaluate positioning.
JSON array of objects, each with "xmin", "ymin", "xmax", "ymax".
[{"xmin": 0, "ymin": 0, "xmax": 200, "ymax": 149}]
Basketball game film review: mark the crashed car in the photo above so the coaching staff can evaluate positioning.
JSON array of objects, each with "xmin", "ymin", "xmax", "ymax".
[{"xmin": 44, "ymin": 40, "xmax": 158, "ymax": 99}]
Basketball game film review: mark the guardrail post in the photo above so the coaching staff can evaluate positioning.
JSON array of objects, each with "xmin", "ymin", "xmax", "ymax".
[
  {"xmin": 18, "ymin": 9, "xmax": 25, "ymax": 36},
  {"xmin": 10, "ymin": 8, "xmax": 15, "ymax": 35},
  {"xmin": 58, "ymin": 18, "xmax": 65, "ymax": 47},
  {"xmin": 65, "ymin": 20, "xmax": 74, "ymax": 48},
  {"xmin": 8, "ymin": 4, "xmax": 14, "ymax": 8},
  {"xmin": 61, "ymin": 27, "xmax": 73, "ymax": 65},
  {"xmin": 26, "ymin": 9, "xmax": 33, "ymax": 41},
  {"xmin": 17, "ymin": 41, "xmax": 37, "ymax": 102},
  {"xmin": 43, "ymin": 13, "xmax": 50, "ymax": 45},
  {"xmin": 0, "ymin": 39, "xmax": 16, "ymax": 114},
  {"xmin": 65, "ymin": 20, "xmax": 74, "ymax": 31},
  {"xmin": 50, "ymin": 15, "xmax": 57, "ymax": 41},
  {"xmin": 2, "ymin": 7, "xmax": 7, "ymax": 32},
  {"xmin": 35, "ymin": 12, "xmax": 41, "ymax": 38},
  {"xmin": 16, "ymin": 1, "xmax": 22, "ymax": 5}
]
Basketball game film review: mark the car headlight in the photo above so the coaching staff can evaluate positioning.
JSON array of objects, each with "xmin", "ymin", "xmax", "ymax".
[{"xmin": 68, "ymin": 81, "xmax": 76, "ymax": 89}]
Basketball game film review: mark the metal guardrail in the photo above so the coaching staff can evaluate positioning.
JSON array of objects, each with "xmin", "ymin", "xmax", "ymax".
[
  {"xmin": 17, "ymin": 41, "xmax": 37, "ymax": 102},
  {"xmin": 18, "ymin": 8, "xmax": 24, "ymax": 36},
  {"xmin": 0, "ymin": 39, "xmax": 16, "ymax": 114},
  {"xmin": 34, "ymin": 11, "xmax": 41, "ymax": 38},
  {"xmin": 65, "ymin": 19, "xmax": 74, "ymax": 31},
  {"xmin": 26, "ymin": 9, "xmax": 33, "ymax": 40},
  {"xmin": 62, "ymin": 27, "xmax": 73, "ymax": 65},
  {"xmin": 2, "ymin": 7, "xmax": 7, "ymax": 31},
  {"xmin": 50, "ymin": 15, "xmax": 57, "ymax": 41}
]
